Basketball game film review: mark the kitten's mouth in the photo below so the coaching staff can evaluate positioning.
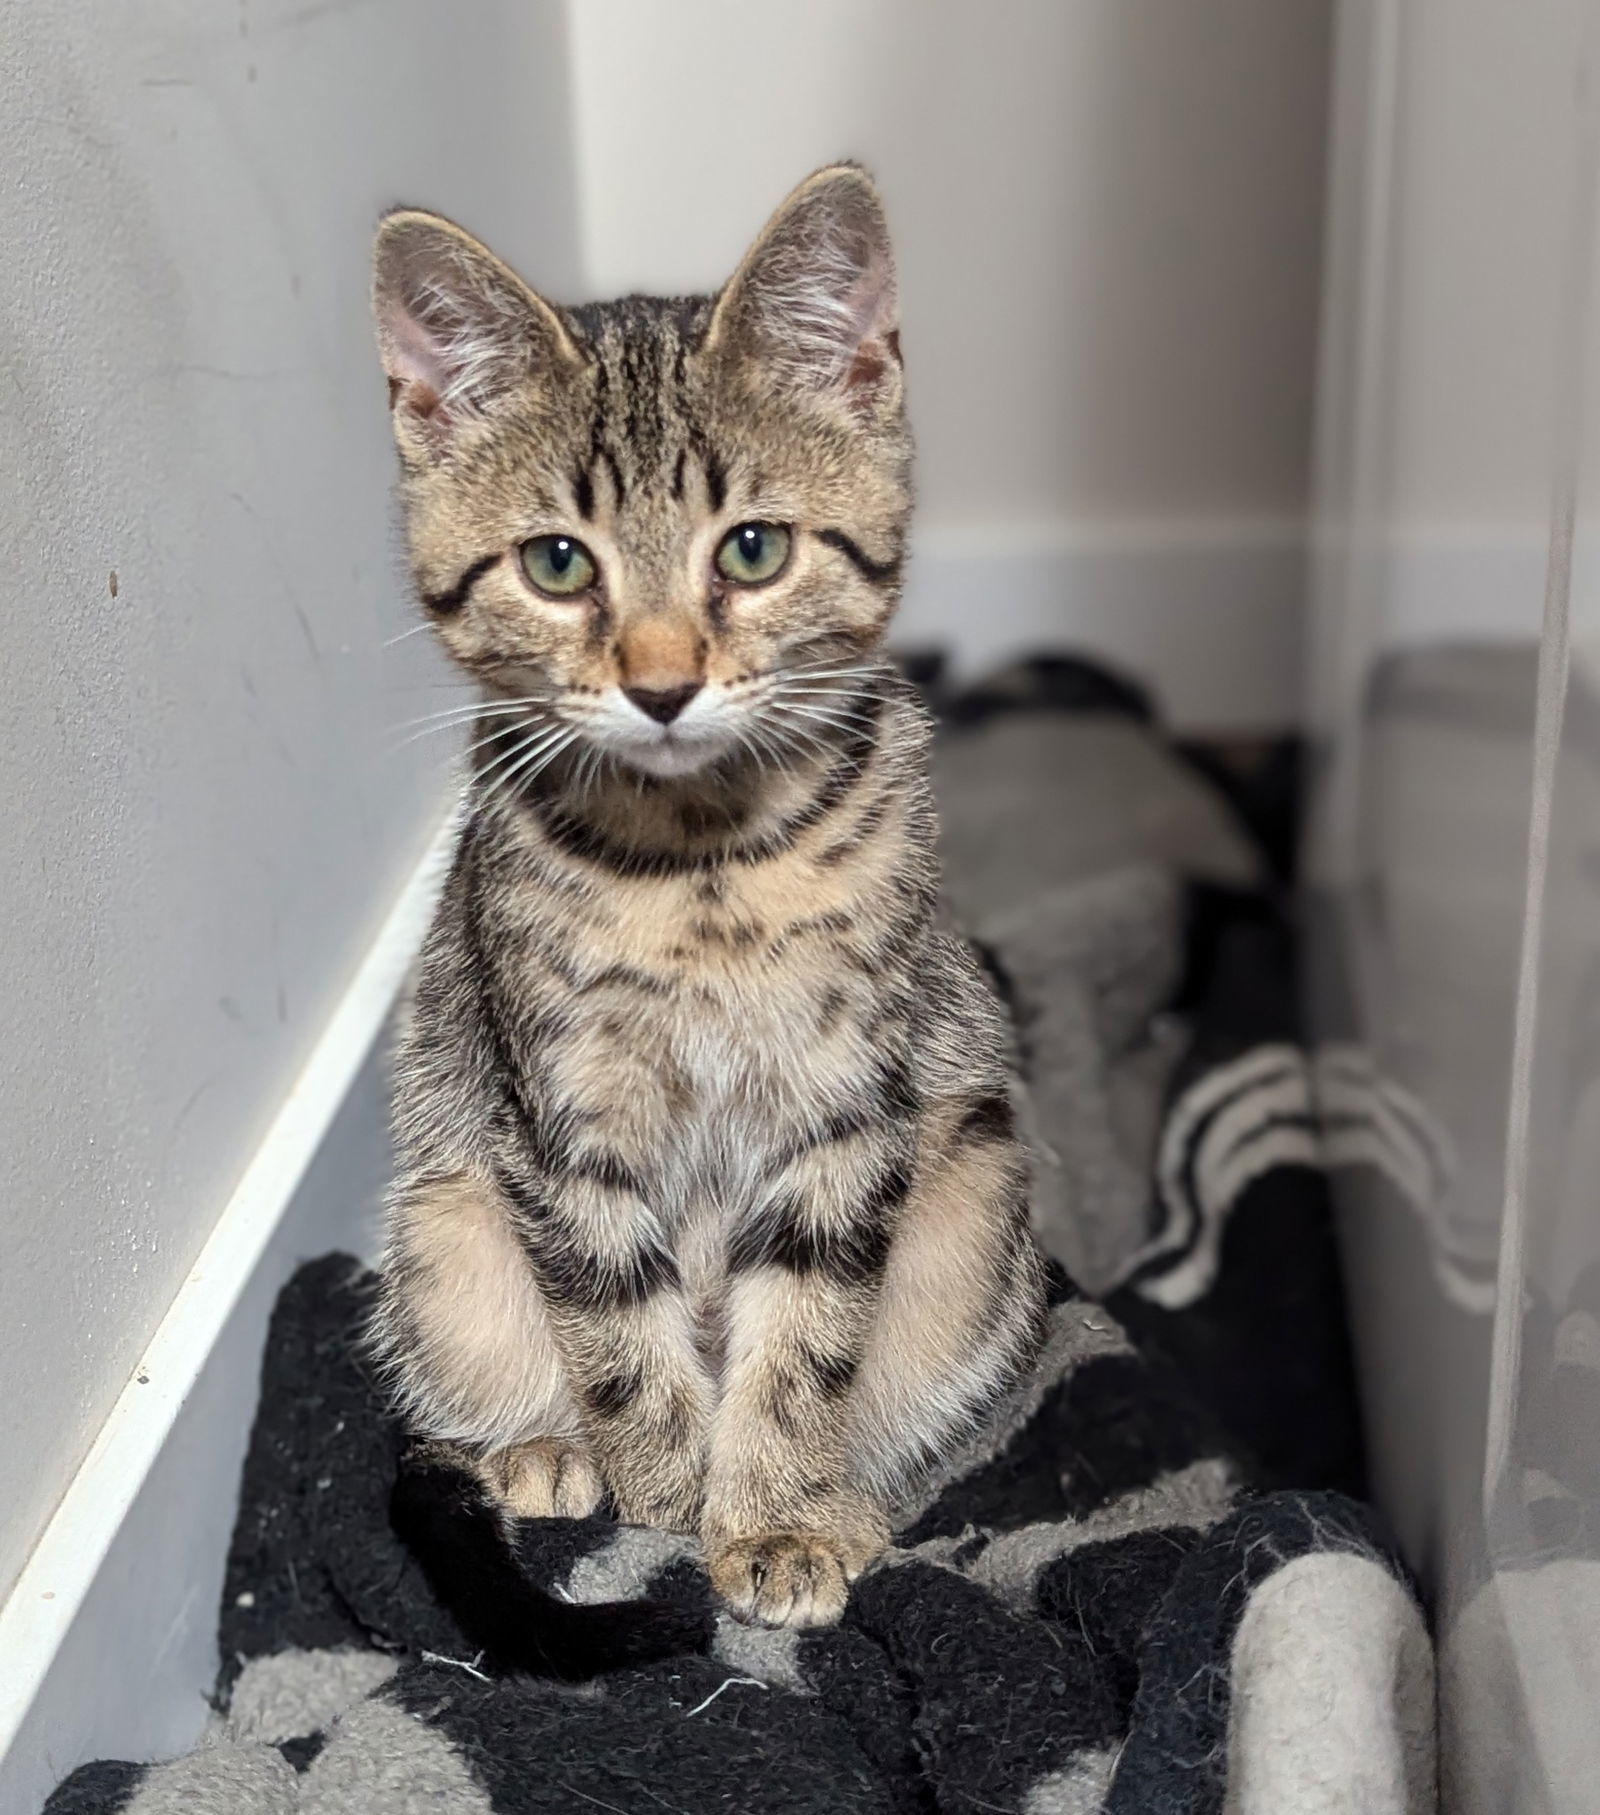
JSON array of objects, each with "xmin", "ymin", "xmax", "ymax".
[{"xmin": 594, "ymin": 685, "xmax": 754, "ymax": 780}]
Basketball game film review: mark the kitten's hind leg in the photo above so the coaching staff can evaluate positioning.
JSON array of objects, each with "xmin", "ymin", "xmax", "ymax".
[
  {"xmin": 847, "ymin": 1096, "xmax": 1045, "ymax": 1506},
  {"xmin": 371, "ymin": 1173, "xmax": 600, "ymax": 1519},
  {"xmin": 481, "ymin": 1438, "xmax": 605, "ymax": 1520}
]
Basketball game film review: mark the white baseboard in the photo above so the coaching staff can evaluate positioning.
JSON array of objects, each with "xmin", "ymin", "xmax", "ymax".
[
  {"xmin": 0, "ymin": 816, "xmax": 456, "ymax": 1814},
  {"xmin": 896, "ymin": 518, "xmax": 1308, "ymax": 733}
]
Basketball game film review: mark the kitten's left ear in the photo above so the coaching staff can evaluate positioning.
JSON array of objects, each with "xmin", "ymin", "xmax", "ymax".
[{"xmin": 707, "ymin": 164, "xmax": 901, "ymax": 420}]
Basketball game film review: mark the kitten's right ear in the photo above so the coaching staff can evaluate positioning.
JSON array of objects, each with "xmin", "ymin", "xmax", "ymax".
[{"xmin": 371, "ymin": 209, "xmax": 579, "ymax": 453}]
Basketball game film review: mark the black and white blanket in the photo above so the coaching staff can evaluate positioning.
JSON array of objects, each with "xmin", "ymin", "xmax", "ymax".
[{"xmin": 46, "ymin": 659, "xmax": 1437, "ymax": 1815}]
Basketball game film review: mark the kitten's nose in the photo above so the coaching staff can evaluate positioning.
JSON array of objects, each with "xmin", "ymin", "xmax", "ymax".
[{"xmin": 624, "ymin": 682, "xmax": 701, "ymax": 725}]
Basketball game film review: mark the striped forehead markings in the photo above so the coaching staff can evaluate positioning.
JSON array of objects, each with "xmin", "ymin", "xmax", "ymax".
[
  {"xmin": 584, "ymin": 351, "xmax": 626, "ymax": 508},
  {"xmin": 700, "ymin": 442, "xmax": 727, "ymax": 513},
  {"xmin": 573, "ymin": 465, "xmax": 595, "ymax": 521}
]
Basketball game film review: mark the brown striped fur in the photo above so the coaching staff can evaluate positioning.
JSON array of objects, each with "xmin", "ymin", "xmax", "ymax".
[{"xmin": 368, "ymin": 166, "xmax": 1045, "ymax": 1627}]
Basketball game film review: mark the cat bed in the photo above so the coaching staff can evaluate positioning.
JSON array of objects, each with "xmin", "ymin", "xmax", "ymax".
[{"xmin": 45, "ymin": 658, "xmax": 1436, "ymax": 1814}]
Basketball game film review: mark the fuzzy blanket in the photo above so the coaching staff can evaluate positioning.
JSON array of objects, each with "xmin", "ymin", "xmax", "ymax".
[{"xmin": 46, "ymin": 659, "xmax": 1437, "ymax": 1815}]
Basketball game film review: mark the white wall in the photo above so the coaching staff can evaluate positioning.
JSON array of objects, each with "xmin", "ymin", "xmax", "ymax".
[
  {"xmin": 1305, "ymin": 0, "xmax": 1584, "ymax": 701},
  {"xmin": 563, "ymin": 0, "xmax": 1333, "ymax": 724},
  {"xmin": 1378, "ymin": 0, "xmax": 1586, "ymax": 530},
  {"xmin": 0, "ymin": 0, "xmax": 579, "ymax": 1609}
]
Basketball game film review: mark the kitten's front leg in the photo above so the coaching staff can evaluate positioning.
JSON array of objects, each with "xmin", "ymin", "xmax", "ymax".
[
  {"xmin": 701, "ymin": 1141, "xmax": 906, "ymax": 1627},
  {"xmin": 573, "ymin": 1291, "xmax": 712, "ymax": 1530},
  {"xmin": 505, "ymin": 1163, "xmax": 712, "ymax": 1531}
]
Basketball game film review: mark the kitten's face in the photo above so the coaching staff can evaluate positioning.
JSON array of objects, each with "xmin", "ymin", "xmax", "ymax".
[{"xmin": 374, "ymin": 168, "xmax": 911, "ymax": 783}]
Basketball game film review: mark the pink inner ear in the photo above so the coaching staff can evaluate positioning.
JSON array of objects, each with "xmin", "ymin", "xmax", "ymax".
[
  {"xmin": 381, "ymin": 294, "xmax": 457, "ymax": 412},
  {"xmin": 845, "ymin": 340, "xmax": 889, "ymax": 397},
  {"xmin": 833, "ymin": 260, "xmax": 898, "ymax": 404},
  {"xmin": 798, "ymin": 227, "xmax": 897, "ymax": 395},
  {"xmin": 389, "ymin": 373, "xmax": 443, "ymax": 421}
]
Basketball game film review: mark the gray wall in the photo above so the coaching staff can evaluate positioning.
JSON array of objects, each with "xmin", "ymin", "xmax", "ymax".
[
  {"xmin": 563, "ymin": 0, "xmax": 1334, "ymax": 726},
  {"xmin": 0, "ymin": 0, "xmax": 580, "ymax": 1603},
  {"xmin": 567, "ymin": 0, "xmax": 1333, "ymax": 524}
]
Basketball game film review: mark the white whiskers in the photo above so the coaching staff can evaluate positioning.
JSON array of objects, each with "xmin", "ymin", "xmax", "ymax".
[
  {"xmin": 751, "ymin": 657, "xmax": 889, "ymax": 769},
  {"xmin": 475, "ymin": 720, "xmax": 581, "ymax": 815},
  {"xmin": 382, "ymin": 622, "xmax": 434, "ymax": 648},
  {"xmin": 384, "ymin": 653, "xmax": 892, "ymax": 808},
  {"xmin": 388, "ymin": 694, "xmax": 552, "ymax": 754}
]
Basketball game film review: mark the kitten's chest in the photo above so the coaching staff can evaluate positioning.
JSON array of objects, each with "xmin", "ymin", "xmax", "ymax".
[
  {"xmin": 620, "ymin": 860, "xmax": 871, "ymax": 1049},
  {"xmin": 645, "ymin": 893, "xmax": 858, "ymax": 1123},
  {"xmin": 556, "ymin": 863, "xmax": 882, "ymax": 1167}
]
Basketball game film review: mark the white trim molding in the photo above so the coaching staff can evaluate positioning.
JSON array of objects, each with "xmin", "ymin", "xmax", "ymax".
[{"xmin": 0, "ymin": 814, "xmax": 457, "ymax": 1813}]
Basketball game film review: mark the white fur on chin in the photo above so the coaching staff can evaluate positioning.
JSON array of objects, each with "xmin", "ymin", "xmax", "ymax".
[{"xmin": 612, "ymin": 734, "xmax": 730, "ymax": 779}]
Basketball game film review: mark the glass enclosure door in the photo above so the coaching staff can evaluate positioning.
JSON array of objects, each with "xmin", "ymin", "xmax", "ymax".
[{"xmin": 1307, "ymin": 2, "xmax": 1600, "ymax": 1807}]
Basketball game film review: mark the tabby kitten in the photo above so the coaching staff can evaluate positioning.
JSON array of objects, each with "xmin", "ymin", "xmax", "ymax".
[{"xmin": 369, "ymin": 165, "xmax": 1045, "ymax": 1629}]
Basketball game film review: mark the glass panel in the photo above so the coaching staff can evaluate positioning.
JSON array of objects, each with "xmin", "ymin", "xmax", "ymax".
[
  {"xmin": 1479, "ymin": 61, "xmax": 1600, "ymax": 1806},
  {"xmin": 1307, "ymin": 1, "xmax": 1596, "ymax": 1804}
]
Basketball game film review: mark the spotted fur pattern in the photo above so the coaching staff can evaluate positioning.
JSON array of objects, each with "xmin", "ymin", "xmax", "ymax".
[{"xmin": 367, "ymin": 166, "xmax": 1045, "ymax": 1627}]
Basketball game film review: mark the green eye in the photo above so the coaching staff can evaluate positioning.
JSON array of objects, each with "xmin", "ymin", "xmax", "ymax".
[
  {"xmin": 520, "ymin": 533, "xmax": 597, "ymax": 598},
  {"xmin": 715, "ymin": 522, "xmax": 791, "ymax": 586}
]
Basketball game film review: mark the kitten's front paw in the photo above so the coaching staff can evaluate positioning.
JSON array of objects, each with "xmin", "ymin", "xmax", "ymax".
[
  {"xmin": 706, "ymin": 1530, "xmax": 879, "ymax": 1629},
  {"xmin": 480, "ymin": 1439, "xmax": 605, "ymax": 1520}
]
